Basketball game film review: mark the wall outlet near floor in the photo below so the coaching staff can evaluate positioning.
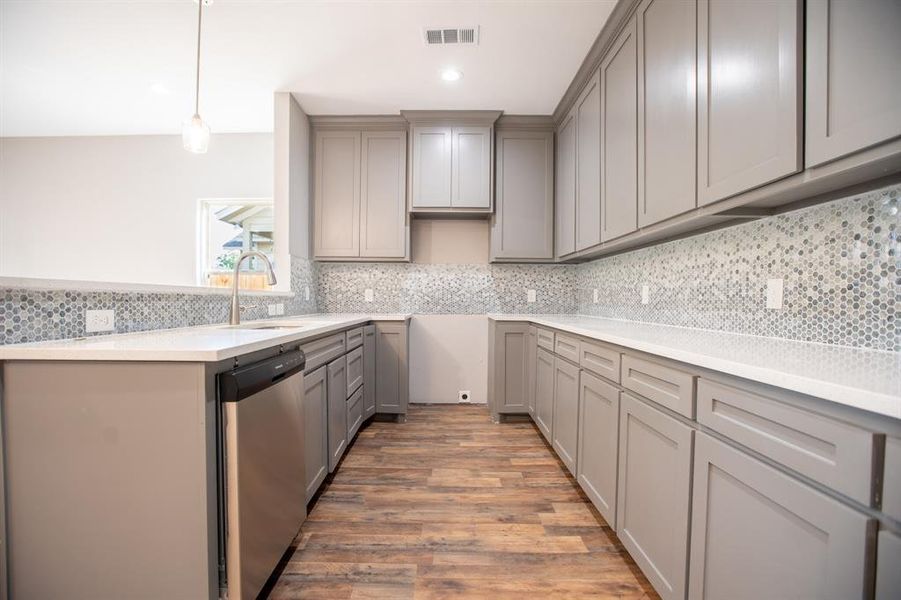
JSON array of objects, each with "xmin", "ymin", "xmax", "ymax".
[
  {"xmin": 85, "ymin": 309, "xmax": 115, "ymax": 333},
  {"xmin": 593, "ymin": 289, "xmax": 599, "ymax": 303},
  {"xmin": 458, "ymin": 390, "xmax": 472, "ymax": 403},
  {"xmin": 364, "ymin": 288, "xmax": 374, "ymax": 303},
  {"xmin": 766, "ymin": 278, "xmax": 784, "ymax": 309},
  {"xmin": 641, "ymin": 284, "xmax": 650, "ymax": 305},
  {"xmin": 527, "ymin": 289, "xmax": 537, "ymax": 303}
]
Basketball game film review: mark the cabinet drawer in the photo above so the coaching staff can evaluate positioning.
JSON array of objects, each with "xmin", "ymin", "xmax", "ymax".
[
  {"xmin": 554, "ymin": 333, "xmax": 580, "ymax": 364},
  {"xmin": 698, "ymin": 379, "xmax": 879, "ymax": 506},
  {"xmin": 302, "ymin": 333, "xmax": 346, "ymax": 373},
  {"xmin": 345, "ymin": 327, "xmax": 364, "ymax": 351},
  {"xmin": 882, "ymin": 435, "xmax": 901, "ymax": 520},
  {"xmin": 621, "ymin": 354, "xmax": 695, "ymax": 418},
  {"xmin": 536, "ymin": 327, "xmax": 555, "ymax": 352},
  {"xmin": 346, "ymin": 346, "xmax": 364, "ymax": 397},
  {"xmin": 347, "ymin": 386, "xmax": 364, "ymax": 439},
  {"xmin": 579, "ymin": 339, "xmax": 620, "ymax": 383}
]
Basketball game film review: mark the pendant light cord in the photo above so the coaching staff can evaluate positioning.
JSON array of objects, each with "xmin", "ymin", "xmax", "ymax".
[{"xmin": 194, "ymin": 0, "xmax": 203, "ymax": 116}]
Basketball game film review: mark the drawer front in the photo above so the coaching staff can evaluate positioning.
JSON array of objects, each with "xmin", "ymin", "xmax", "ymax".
[
  {"xmin": 536, "ymin": 327, "xmax": 555, "ymax": 352},
  {"xmin": 698, "ymin": 379, "xmax": 878, "ymax": 506},
  {"xmin": 579, "ymin": 339, "xmax": 621, "ymax": 383},
  {"xmin": 881, "ymin": 435, "xmax": 901, "ymax": 520},
  {"xmin": 302, "ymin": 333, "xmax": 347, "ymax": 373},
  {"xmin": 345, "ymin": 326, "xmax": 364, "ymax": 351},
  {"xmin": 347, "ymin": 386, "xmax": 364, "ymax": 439},
  {"xmin": 554, "ymin": 333, "xmax": 580, "ymax": 364},
  {"xmin": 346, "ymin": 346, "xmax": 364, "ymax": 397},
  {"xmin": 621, "ymin": 354, "xmax": 696, "ymax": 418}
]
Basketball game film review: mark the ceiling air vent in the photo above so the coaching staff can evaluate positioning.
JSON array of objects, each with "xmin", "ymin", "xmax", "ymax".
[{"xmin": 423, "ymin": 26, "xmax": 479, "ymax": 45}]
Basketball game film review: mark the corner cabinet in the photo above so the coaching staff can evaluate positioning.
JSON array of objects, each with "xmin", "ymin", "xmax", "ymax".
[{"xmin": 490, "ymin": 127, "xmax": 554, "ymax": 261}]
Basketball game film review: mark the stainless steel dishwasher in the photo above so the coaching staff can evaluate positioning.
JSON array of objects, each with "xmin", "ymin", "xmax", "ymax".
[{"xmin": 218, "ymin": 348, "xmax": 306, "ymax": 600}]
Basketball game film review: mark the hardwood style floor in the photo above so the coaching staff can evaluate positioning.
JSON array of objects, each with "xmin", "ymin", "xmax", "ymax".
[{"xmin": 269, "ymin": 404, "xmax": 659, "ymax": 599}]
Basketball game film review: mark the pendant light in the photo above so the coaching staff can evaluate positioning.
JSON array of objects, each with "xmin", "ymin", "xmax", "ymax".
[{"xmin": 183, "ymin": 0, "xmax": 211, "ymax": 153}]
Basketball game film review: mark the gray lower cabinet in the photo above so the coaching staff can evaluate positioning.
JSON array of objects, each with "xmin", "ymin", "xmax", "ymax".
[
  {"xmin": 577, "ymin": 371, "xmax": 620, "ymax": 527},
  {"xmin": 489, "ymin": 321, "xmax": 529, "ymax": 415},
  {"xmin": 552, "ymin": 357, "xmax": 580, "ymax": 475},
  {"xmin": 575, "ymin": 71, "xmax": 602, "ymax": 251},
  {"xmin": 697, "ymin": 0, "xmax": 802, "ymax": 205},
  {"xmin": 882, "ymin": 435, "xmax": 901, "ymax": 522},
  {"xmin": 527, "ymin": 327, "xmax": 538, "ymax": 417},
  {"xmin": 535, "ymin": 346, "xmax": 555, "ymax": 442},
  {"xmin": 347, "ymin": 385, "xmax": 364, "ymax": 440},
  {"xmin": 362, "ymin": 325, "xmax": 376, "ymax": 419},
  {"xmin": 346, "ymin": 345, "xmax": 364, "ymax": 397},
  {"xmin": 617, "ymin": 392, "xmax": 693, "ymax": 600},
  {"xmin": 375, "ymin": 321, "xmax": 409, "ymax": 414},
  {"xmin": 805, "ymin": 0, "xmax": 901, "ymax": 167},
  {"xmin": 555, "ymin": 110, "xmax": 577, "ymax": 257},
  {"xmin": 876, "ymin": 529, "xmax": 901, "ymax": 600},
  {"xmin": 303, "ymin": 365, "xmax": 329, "ymax": 502},
  {"xmin": 327, "ymin": 356, "xmax": 348, "ymax": 472},
  {"xmin": 689, "ymin": 431, "xmax": 874, "ymax": 600}
]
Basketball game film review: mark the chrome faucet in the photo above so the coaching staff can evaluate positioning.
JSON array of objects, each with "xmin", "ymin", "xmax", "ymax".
[{"xmin": 229, "ymin": 251, "xmax": 277, "ymax": 325}]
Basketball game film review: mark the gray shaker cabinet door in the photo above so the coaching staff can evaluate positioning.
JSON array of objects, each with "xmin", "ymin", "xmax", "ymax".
[
  {"xmin": 362, "ymin": 325, "xmax": 376, "ymax": 419},
  {"xmin": 576, "ymin": 72, "xmax": 602, "ymax": 251},
  {"xmin": 451, "ymin": 126, "xmax": 492, "ymax": 208},
  {"xmin": 303, "ymin": 365, "xmax": 329, "ymax": 502},
  {"xmin": 327, "ymin": 356, "xmax": 348, "ymax": 472},
  {"xmin": 360, "ymin": 131, "xmax": 407, "ymax": 258},
  {"xmin": 601, "ymin": 18, "xmax": 638, "ymax": 242},
  {"xmin": 876, "ymin": 529, "xmax": 901, "ymax": 600},
  {"xmin": 697, "ymin": 0, "xmax": 802, "ymax": 205},
  {"xmin": 637, "ymin": 0, "xmax": 697, "ymax": 227},
  {"xmin": 534, "ymin": 346, "xmax": 555, "ymax": 443},
  {"xmin": 375, "ymin": 322, "xmax": 409, "ymax": 415},
  {"xmin": 492, "ymin": 322, "xmax": 529, "ymax": 414},
  {"xmin": 689, "ymin": 431, "xmax": 873, "ymax": 600},
  {"xmin": 617, "ymin": 393, "xmax": 693, "ymax": 600},
  {"xmin": 314, "ymin": 130, "xmax": 361, "ymax": 257},
  {"xmin": 552, "ymin": 357, "xmax": 580, "ymax": 475},
  {"xmin": 491, "ymin": 130, "xmax": 554, "ymax": 260},
  {"xmin": 805, "ymin": 0, "xmax": 901, "ymax": 167},
  {"xmin": 577, "ymin": 371, "xmax": 620, "ymax": 527},
  {"xmin": 555, "ymin": 111, "xmax": 577, "ymax": 258},
  {"xmin": 411, "ymin": 126, "xmax": 453, "ymax": 208},
  {"xmin": 527, "ymin": 327, "xmax": 538, "ymax": 417}
]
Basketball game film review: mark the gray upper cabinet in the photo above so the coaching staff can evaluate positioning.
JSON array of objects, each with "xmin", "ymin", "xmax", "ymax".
[
  {"xmin": 555, "ymin": 111, "xmax": 577, "ymax": 257},
  {"xmin": 690, "ymin": 431, "xmax": 873, "ymax": 600},
  {"xmin": 491, "ymin": 129, "xmax": 554, "ymax": 261},
  {"xmin": 313, "ymin": 130, "xmax": 360, "ymax": 257},
  {"xmin": 451, "ymin": 127, "xmax": 492, "ymax": 208},
  {"xmin": 552, "ymin": 356, "xmax": 580, "ymax": 475},
  {"xmin": 375, "ymin": 321, "xmax": 409, "ymax": 415},
  {"xmin": 600, "ymin": 17, "xmax": 638, "ymax": 242},
  {"xmin": 362, "ymin": 325, "xmax": 376, "ymax": 419},
  {"xmin": 327, "ymin": 355, "xmax": 348, "ymax": 472},
  {"xmin": 697, "ymin": 0, "xmax": 802, "ymax": 205},
  {"xmin": 360, "ymin": 131, "xmax": 407, "ymax": 258},
  {"xmin": 303, "ymin": 365, "xmax": 328, "ymax": 502},
  {"xmin": 411, "ymin": 126, "xmax": 453, "ymax": 208},
  {"xmin": 805, "ymin": 0, "xmax": 901, "ymax": 167},
  {"xmin": 577, "ymin": 371, "xmax": 620, "ymax": 527},
  {"xmin": 535, "ymin": 346, "xmax": 555, "ymax": 443},
  {"xmin": 637, "ymin": 0, "xmax": 697, "ymax": 227},
  {"xmin": 576, "ymin": 72, "xmax": 602, "ymax": 251}
]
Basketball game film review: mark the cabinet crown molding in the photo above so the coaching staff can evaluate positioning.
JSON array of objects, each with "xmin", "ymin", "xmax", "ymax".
[
  {"xmin": 495, "ymin": 115, "xmax": 556, "ymax": 131},
  {"xmin": 309, "ymin": 115, "xmax": 408, "ymax": 131},
  {"xmin": 401, "ymin": 109, "xmax": 502, "ymax": 126}
]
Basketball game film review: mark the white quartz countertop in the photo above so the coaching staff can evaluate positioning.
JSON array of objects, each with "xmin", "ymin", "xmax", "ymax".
[
  {"xmin": 0, "ymin": 314, "xmax": 410, "ymax": 363},
  {"xmin": 490, "ymin": 314, "xmax": 901, "ymax": 420}
]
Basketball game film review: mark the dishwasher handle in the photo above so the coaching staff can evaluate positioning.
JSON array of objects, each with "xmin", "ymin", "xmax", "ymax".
[{"xmin": 219, "ymin": 349, "xmax": 306, "ymax": 403}]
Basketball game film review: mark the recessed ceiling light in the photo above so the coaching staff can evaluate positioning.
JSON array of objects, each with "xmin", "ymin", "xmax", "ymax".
[
  {"xmin": 150, "ymin": 83, "xmax": 170, "ymax": 95},
  {"xmin": 441, "ymin": 68, "xmax": 463, "ymax": 82}
]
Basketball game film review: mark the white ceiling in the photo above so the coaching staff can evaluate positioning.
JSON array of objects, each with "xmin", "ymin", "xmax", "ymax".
[{"xmin": 0, "ymin": 0, "xmax": 615, "ymax": 137}]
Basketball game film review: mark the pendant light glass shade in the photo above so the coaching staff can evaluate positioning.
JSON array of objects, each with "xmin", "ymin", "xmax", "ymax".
[{"xmin": 183, "ymin": 114, "xmax": 210, "ymax": 153}]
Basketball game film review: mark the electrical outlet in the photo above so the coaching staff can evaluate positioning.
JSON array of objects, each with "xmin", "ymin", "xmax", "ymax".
[
  {"xmin": 304, "ymin": 286, "xmax": 310, "ymax": 302},
  {"xmin": 458, "ymin": 390, "xmax": 472, "ymax": 403},
  {"xmin": 364, "ymin": 288, "xmax": 374, "ymax": 303},
  {"xmin": 267, "ymin": 304, "xmax": 278, "ymax": 316},
  {"xmin": 276, "ymin": 303, "xmax": 285, "ymax": 315},
  {"xmin": 766, "ymin": 278, "xmax": 784, "ymax": 309},
  {"xmin": 593, "ymin": 289, "xmax": 599, "ymax": 303},
  {"xmin": 527, "ymin": 289, "xmax": 537, "ymax": 303},
  {"xmin": 85, "ymin": 309, "xmax": 115, "ymax": 333},
  {"xmin": 641, "ymin": 284, "xmax": 650, "ymax": 305}
]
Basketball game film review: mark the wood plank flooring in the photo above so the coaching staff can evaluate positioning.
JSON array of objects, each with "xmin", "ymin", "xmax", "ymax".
[{"xmin": 268, "ymin": 404, "xmax": 659, "ymax": 599}]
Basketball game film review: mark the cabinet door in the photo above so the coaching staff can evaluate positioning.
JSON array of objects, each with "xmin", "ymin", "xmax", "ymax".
[
  {"xmin": 303, "ymin": 365, "xmax": 329, "ymax": 502},
  {"xmin": 451, "ymin": 126, "xmax": 492, "ymax": 208},
  {"xmin": 360, "ymin": 131, "xmax": 407, "ymax": 258},
  {"xmin": 327, "ymin": 356, "xmax": 348, "ymax": 472},
  {"xmin": 806, "ymin": 0, "xmax": 901, "ymax": 167},
  {"xmin": 601, "ymin": 18, "xmax": 638, "ymax": 242},
  {"xmin": 491, "ymin": 130, "xmax": 554, "ymax": 260},
  {"xmin": 362, "ymin": 325, "xmax": 376, "ymax": 419},
  {"xmin": 314, "ymin": 130, "xmax": 361, "ymax": 257},
  {"xmin": 697, "ymin": 0, "xmax": 802, "ymax": 205},
  {"xmin": 637, "ymin": 0, "xmax": 697, "ymax": 227},
  {"xmin": 527, "ymin": 327, "xmax": 538, "ymax": 417},
  {"xmin": 555, "ymin": 111, "xmax": 577, "ymax": 257},
  {"xmin": 576, "ymin": 72, "xmax": 602, "ymax": 251},
  {"xmin": 876, "ymin": 529, "xmax": 901, "ymax": 600},
  {"xmin": 346, "ymin": 345, "xmax": 364, "ymax": 397},
  {"xmin": 577, "ymin": 371, "xmax": 620, "ymax": 527},
  {"xmin": 411, "ymin": 126, "xmax": 452, "ymax": 208},
  {"xmin": 375, "ymin": 322, "xmax": 409, "ymax": 414},
  {"xmin": 617, "ymin": 393, "xmax": 693, "ymax": 600},
  {"xmin": 690, "ymin": 431, "xmax": 873, "ymax": 600},
  {"xmin": 552, "ymin": 357, "xmax": 579, "ymax": 475},
  {"xmin": 491, "ymin": 322, "xmax": 529, "ymax": 414},
  {"xmin": 534, "ymin": 347, "xmax": 555, "ymax": 443}
]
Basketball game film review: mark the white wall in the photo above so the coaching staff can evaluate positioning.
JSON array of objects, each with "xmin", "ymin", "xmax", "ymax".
[
  {"xmin": 409, "ymin": 315, "xmax": 488, "ymax": 405},
  {"xmin": 0, "ymin": 133, "xmax": 273, "ymax": 286}
]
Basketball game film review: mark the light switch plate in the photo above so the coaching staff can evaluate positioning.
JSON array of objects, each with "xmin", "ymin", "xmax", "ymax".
[
  {"xmin": 85, "ymin": 309, "xmax": 115, "ymax": 333},
  {"xmin": 641, "ymin": 284, "xmax": 650, "ymax": 305},
  {"xmin": 527, "ymin": 289, "xmax": 537, "ymax": 303},
  {"xmin": 267, "ymin": 304, "xmax": 278, "ymax": 316},
  {"xmin": 766, "ymin": 278, "xmax": 784, "ymax": 309},
  {"xmin": 364, "ymin": 289, "xmax": 374, "ymax": 303},
  {"xmin": 276, "ymin": 303, "xmax": 285, "ymax": 316}
]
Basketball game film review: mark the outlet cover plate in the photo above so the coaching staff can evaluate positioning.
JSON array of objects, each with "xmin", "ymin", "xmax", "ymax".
[
  {"xmin": 364, "ymin": 289, "xmax": 374, "ymax": 303},
  {"xmin": 85, "ymin": 309, "xmax": 115, "ymax": 333},
  {"xmin": 641, "ymin": 284, "xmax": 650, "ymax": 305},
  {"xmin": 766, "ymin": 278, "xmax": 784, "ymax": 309},
  {"xmin": 458, "ymin": 390, "xmax": 472, "ymax": 403}
]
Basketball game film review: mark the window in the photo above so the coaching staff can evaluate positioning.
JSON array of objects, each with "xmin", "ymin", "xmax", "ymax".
[{"xmin": 198, "ymin": 198, "xmax": 275, "ymax": 290}]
